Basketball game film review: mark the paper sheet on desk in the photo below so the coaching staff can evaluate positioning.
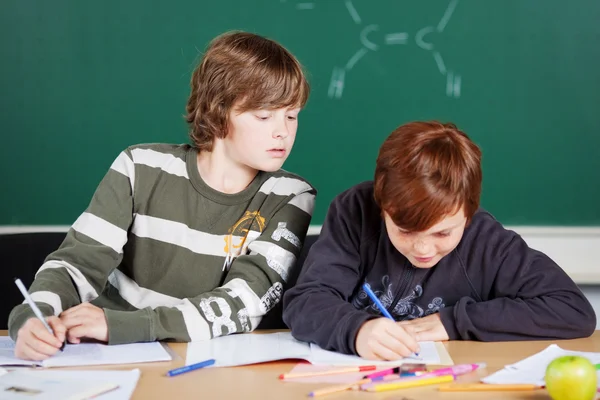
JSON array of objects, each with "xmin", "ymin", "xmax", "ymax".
[
  {"xmin": 482, "ymin": 344, "xmax": 600, "ymax": 386},
  {"xmin": 186, "ymin": 332, "xmax": 452, "ymax": 367},
  {"xmin": 0, "ymin": 337, "xmax": 171, "ymax": 367},
  {"xmin": 23, "ymin": 370, "xmax": 141, "ymax": 400},
  {"xmin": 0, "ymin": 369, "xmax": 140, "ymax": 400}
]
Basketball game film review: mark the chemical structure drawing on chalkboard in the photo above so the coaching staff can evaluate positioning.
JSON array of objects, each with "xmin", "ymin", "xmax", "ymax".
[{"xmin": 283, "ymin": 0, "xmax": 462, "ymax": 99}]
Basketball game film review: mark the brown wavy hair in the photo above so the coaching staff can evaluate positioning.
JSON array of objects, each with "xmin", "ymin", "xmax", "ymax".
[
  {"xmin": 186, "ymin": 31, "xmax": 310, "ymax": 151},
  {"xmin": 374, "ymin": 121, "xmax": 482, "ymax": 231}
]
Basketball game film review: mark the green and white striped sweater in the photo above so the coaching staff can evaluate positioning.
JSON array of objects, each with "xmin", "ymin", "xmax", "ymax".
[{"xmin": 8, "ymin": 144, "xmax": 316, "ymax": 344}]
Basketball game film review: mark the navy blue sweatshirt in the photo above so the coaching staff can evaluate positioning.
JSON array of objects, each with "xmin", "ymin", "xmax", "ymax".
[{"xmin": 283, "ymin": 182, "xmax": 596, "ymax": 355}]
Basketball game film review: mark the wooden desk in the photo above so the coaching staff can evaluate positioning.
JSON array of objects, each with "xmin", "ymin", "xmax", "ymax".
[{"xmin": 3, "ymin": 331, "xmax": 600, "ymax": 399}]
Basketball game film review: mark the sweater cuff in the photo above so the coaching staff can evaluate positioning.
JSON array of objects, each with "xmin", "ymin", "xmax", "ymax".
[
  {"xmin": 438, "ymin": 306, "xmax": 460, "ymax": 340},
  {"xmin": 104, "ymin": 308, "xmax": 154, "ymax": 345},
  {"xmin": 8, "ymin": 303, "xmax": 53, "ymax": 341}
]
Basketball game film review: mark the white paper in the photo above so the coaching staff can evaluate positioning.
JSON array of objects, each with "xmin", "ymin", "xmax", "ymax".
[
  {"xmin": 186, "ymin": 332, "xmax": 441, "ymax": 367},
  {"xmin": 0, "ymin": 337, "xmax": 171, "ymax": 368},
  {"xmin": 0, "ymin": 338, "xmax": 37, "ymax": 367},
  {"xmin": 0, "ymin": 369, "xmax": 133, "ymax": 400},
  {"xmin": 482, "ymin": 344, "xmax": 600, "ymax": 386},
  {"xmin": 22, "ymin": 369, "xmax": 141, "ymax": 400}
]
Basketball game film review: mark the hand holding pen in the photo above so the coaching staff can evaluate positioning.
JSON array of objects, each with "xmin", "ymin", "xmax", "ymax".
[
  {"xmin": 354, "ymin": 283, "xmax": 421, "ymax": 361},
  {"xmin": 13, "ymin": 278, "xmax": 67, "ymax": 361}
]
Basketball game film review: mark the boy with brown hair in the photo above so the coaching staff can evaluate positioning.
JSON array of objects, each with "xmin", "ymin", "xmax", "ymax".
[
  {"xmin": 283, "ymin": 121, "xmax": 595, "ymax": 361},
  {"xmin": 10, "ymin": 31, "xmax": 316, "ymax": 360}
]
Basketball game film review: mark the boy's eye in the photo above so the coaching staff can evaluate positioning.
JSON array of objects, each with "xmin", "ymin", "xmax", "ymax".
[
  {"xmin": 435, "ymin": 231, "xmax": 451, "ymax": 237},
  {"xmin": 255, "ymin": 114, "xmax": 270, "ymax": 120},
  {"xmin": 287, "ymin": 115, "xmax": 298, "ymax": 121}
]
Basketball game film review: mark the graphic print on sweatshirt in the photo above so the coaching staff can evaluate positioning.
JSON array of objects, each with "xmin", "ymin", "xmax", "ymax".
[
  {"xmin": 224, "ymin": 210, "xmax": 266, "ymax": 256},
  {"xmin": 351, "ymin": 275, "xmax": 445, "ymax": 320}
]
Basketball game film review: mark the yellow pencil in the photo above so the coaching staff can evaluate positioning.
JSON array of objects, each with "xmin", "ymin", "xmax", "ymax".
[
  {"xmin": 308, "ymin": 374, "xmax": 407, "ymax": 397},
  {"xmin": 364, "ymin": 375, "xmax": 454, "ymax": 392},
  {"xmin": 438, "ymin": 383, "xmax": 541, "ymax": 392}
]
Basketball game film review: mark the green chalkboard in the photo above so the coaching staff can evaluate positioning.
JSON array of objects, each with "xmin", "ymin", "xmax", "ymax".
[{"xmin": 1, "ymin": 0, "xmax": 599, "ymax": 226}]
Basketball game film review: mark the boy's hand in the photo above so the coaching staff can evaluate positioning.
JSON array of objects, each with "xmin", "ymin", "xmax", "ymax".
[
  {"xmin": 60, "ymin": 303, "xmax": 108, "ymax": 344},
  {"xmin": 397, "ymin": 313, "xmax": 449, "ymax": 342},
  {"xmin": 355, "ymin": 318, "xmax": 420, "ymax": 360},
  {"xmin": 14, "ymin": 316, "xmax": 66, "ymax": 361}
]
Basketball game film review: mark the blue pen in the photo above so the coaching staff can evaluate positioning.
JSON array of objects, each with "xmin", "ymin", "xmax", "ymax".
[
  {"xmin": 362, "ymin": 283, "xmax": 420, "ymax": 357},
  {"xmin": 166, "ymin": 358, "xmax": 216, "ymax": 377}
]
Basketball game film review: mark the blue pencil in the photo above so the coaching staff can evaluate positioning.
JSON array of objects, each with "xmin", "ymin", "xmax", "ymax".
[
  {"xmin": 362, "ymin": 283, "xmax": 394, "ymax": 319},
  {"xmin": 166, "ymin": 358, "xmax": 216, "ymax": 377},
  {"xmin": 362, "ymin": 283, "xmax": 420, "ymax": 357}
]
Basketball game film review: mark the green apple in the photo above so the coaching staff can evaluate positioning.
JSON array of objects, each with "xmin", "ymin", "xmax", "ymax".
[{"xmin": 545, "ymin": 355, "xmax": 597, "ymax": 400}]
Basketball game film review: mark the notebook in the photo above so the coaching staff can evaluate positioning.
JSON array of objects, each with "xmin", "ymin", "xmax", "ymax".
[
  {"xmin": 0, "ymin": 337, "xmax": 171, "ymax": 367},
  {"xmin": 186, "ymin": 332, "xmax": 453, "ymax": 367}
]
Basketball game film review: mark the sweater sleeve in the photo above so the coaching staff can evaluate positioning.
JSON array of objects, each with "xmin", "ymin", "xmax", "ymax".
[
  {"xmin": 8, "ymin": 149, "xmax": 136, "ymax": 340},
  {"xmin": 439, "ymin": 214, "xmax": 596, "ymax": 341},
  {"xmin": 283, "ymin": 192, "xmax": 376, "ymax": 355},
  {"xmin": 104, "ymin": 188, "xmax": 317, "ymax": 345}
]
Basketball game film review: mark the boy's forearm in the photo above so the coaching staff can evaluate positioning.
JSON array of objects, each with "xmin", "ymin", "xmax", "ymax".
[
  {"xmin": 284, "ymin": 290, "xmax": 374, "ymax": 355},
  {"xmin": 441, "ymin": 294, "xmax": 596, "ymax": 341},
  {"xmin": 104, "ymin": 308, "xmax": 157, "ymax": 345},
  {"xmin": 105, "ymin": 285, "xmax": 262, "ymax": 345}
]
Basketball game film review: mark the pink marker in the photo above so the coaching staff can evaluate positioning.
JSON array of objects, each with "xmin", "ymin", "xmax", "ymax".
[
  {"xmin": 420, "ymin": 363, "xmax": 486, "ymax": 378},
  {"xmin": 364, "ymin": 367, "xmax": 400, "ymax": 380}
]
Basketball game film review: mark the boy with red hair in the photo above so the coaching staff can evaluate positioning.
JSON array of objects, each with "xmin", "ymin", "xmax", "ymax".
[{"xmin": 283, "ymin": 121, "xmax": 595, "ymax": 361}]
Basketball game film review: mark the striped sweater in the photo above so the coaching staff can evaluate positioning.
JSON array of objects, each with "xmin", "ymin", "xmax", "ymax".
[{"xmin": 8, "ymin": 144, "xmax": 316, "ymax": 344}]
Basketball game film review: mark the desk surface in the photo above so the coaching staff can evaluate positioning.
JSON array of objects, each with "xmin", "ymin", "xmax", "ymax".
[{"xmin": 3, "ymin": 330, "xmax": 600, "ymax": 399}]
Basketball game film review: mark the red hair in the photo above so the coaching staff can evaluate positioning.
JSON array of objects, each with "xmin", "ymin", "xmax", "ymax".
[{"xmin": 374, "ymin": 121, "xmax": 482, "ymax": 231}]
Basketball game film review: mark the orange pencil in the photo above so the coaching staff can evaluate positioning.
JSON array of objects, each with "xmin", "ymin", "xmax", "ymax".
[
  {"xmin": 308, "ymin": 379, "xmax": 371, "ymax": 397},
  {"xmin": 438, "ymin": 383, "xmax": 541, "ymax": 392},
  {"xmin": 279, "ymin": 365, "xmax": 376, "ymax": 380}
]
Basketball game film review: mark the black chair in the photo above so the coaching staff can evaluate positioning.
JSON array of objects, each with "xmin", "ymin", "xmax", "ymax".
[
  {"xmin": 0, "ymin": 232, "xmax": 319, "ymax": 330},
  {"xmin": 0, "ymin": 232, "xmax": 67, "ymax": 329}
]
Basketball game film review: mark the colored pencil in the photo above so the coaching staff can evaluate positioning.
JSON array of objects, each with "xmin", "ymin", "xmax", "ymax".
[
  {"xmin": 364, "ymin": 374, "xmax": 454, "ymax": 392},
  {"xmin": 438, "ymin": 383, "xmax": 541, "ymax": 391},
  {"xmin": 279, "ymin": 365, "xmax": 376, "ymax": 380}
]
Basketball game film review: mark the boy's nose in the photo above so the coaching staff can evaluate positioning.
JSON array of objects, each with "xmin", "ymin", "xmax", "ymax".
[
  {"xmin": 273, "ymin": 120, "xmax": 289, "ymax": 139},
  {"xmin": 413, "ymin": 239, "xmax": 430, "ymax": 254}
]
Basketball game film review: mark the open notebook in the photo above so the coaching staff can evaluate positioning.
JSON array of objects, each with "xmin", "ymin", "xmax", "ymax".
[
  {"xmin": 0, "ymin": 337, "xmax": 171, "ymax": 367},
  {"xmin": 186, "ymin": 332, "xmax": 453, "ymax": 367}
]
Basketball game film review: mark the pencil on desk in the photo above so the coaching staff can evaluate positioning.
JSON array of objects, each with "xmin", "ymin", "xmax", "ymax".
[
  {"xmin": 363, "ymin": 374, "xmax": 454, "ymax": 392},
  {"xmin": 166, "ymin": 359, "xmax": 215, "ymax": 377},
  {"xmin": 308, "ymin": 378, "xmax": 371, "ymax": 397},
  {"xmin": 309, "ymin": 373, "xmax": 405, "ymax": 397},
  {"xmin": 438, "ymin": 383, "xmax": 541, "ymax": 391},
  {"xmin": 279, "ymin": 365, "xmax": 376, "ymax": 380},
  {"xmin": 364, "ymin": 366, "xmax": 400, "ymax": 379}
]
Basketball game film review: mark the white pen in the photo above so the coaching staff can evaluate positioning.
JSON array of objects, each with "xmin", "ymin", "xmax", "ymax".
[{"xmin": 14, "ymin": 278, "xmax": 65, "ymax": 351}]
